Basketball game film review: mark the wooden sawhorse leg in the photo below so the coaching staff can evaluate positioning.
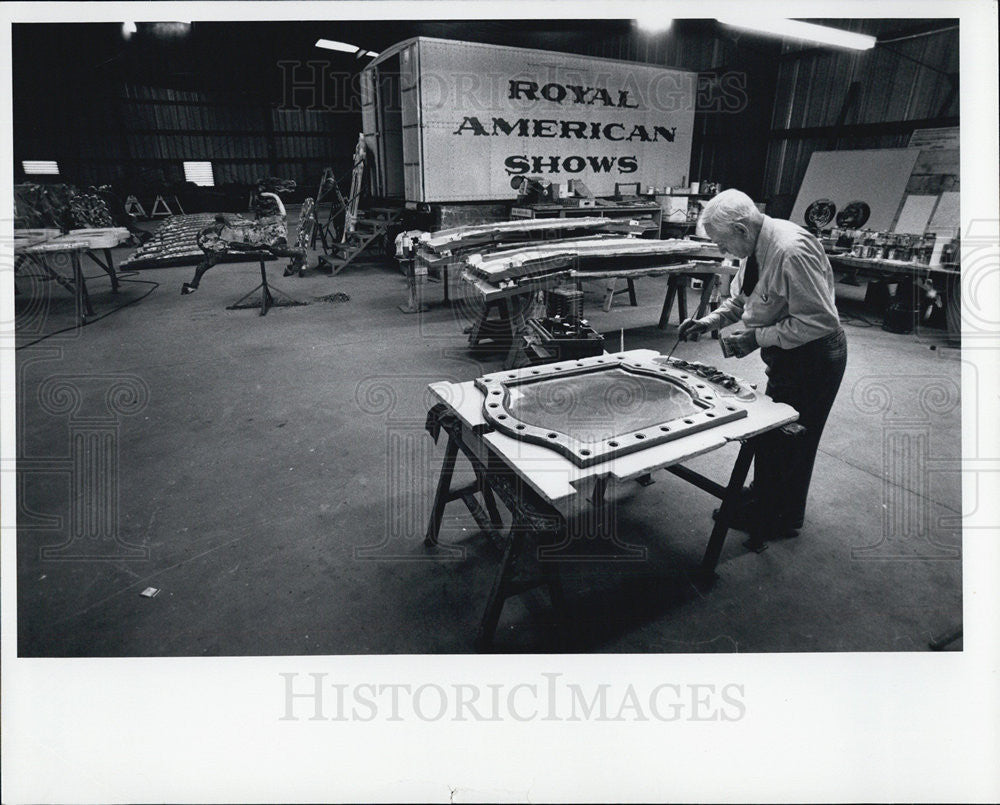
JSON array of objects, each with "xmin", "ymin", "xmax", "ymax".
[
  {"xmin": 86, "ymin": 248, "xmax": 120, "ymax": 293},
  {"xmin": 424, "ymin": 413, "xmax": 505, "ymax": 549},
  {"xmin": 659, "ymin": 274, "xmax": 687, "ymax": 330},
  {"xmin": 423, "ymin": 405, "xmax": 566, "ymax": 650},
  {"xmin": 693, "ymin": 273, "xmax": 720, "ymax": 340},
  {"xmin": 466, "ymin": 296, "xmax": 527, "ymax": 369},
  {"xmin": 698, "ymin": 439, "xmax": 756, "ymax": 576},
  {"xmin": 665, "ymin": 438, "xmax": 756, "ymax": 583},
  {"xmin": 70, "ymin": 250, "xmax": 95, "ymax": 325},
  {"xmin": 602, "ymin": 277, "xmax": 638, "ymax": 312}
]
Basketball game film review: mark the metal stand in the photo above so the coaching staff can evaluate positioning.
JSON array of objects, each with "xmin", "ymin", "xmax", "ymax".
[{"xmin": 226, "ymin": 259, "xmax": 302, "ymax": 317}]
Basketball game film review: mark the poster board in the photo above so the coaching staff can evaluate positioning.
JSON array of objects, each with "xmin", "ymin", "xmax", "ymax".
[
  {"xmin": 893, "ymin": 194, "xmax": 939, "ymax": 234},
  {"xmin": 410, "ymin": 38, "xmax": 697, "ymax": 202},
  {"xmin": 789, "ymin": 148, "xmax": 922, "ymax": 231},
  {"xmin": 928, "ymin": 190, "xmax": 961, "ymax": 238}
]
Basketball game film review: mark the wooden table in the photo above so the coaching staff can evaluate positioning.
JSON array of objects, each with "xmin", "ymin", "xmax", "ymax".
[
  {"xmin": 461, "ymin": 260, "xmax": 737, "ymax": 368},
  {"xmin": 827, "ymin": 253, "xmax": 960, "ymax": 336},
  {"xmin": 425, "ymin": 349, "xmax": 799, "ymax": 649},
  {"xmin": 15, "ymin": 228, "xmax": 131, "ymax": 326}
]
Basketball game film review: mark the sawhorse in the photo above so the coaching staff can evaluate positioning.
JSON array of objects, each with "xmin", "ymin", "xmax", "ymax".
[
  {"xmin": 466, "ymin": 293, "xmax": 534, "ymax": 369},
  {"xmin": 422, "ymin": 401, "xmax": 794, "ymax": 651},
  {"xmin": 424, "ymin": 404, "xmax": 568, "ymax": 651},
  {"xmin": 16, "ymin": 242, "xmax": 95, "ymax": 326},
  {"xmin": 601, "ymin": 277, "xmax": 639, "ymax": 311},
  {"xmin": 658, "ymin": 273, "xmax": 721, "ymax": 339}
]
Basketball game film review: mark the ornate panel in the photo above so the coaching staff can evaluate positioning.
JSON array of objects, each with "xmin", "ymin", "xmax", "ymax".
[{"xmin": 475, "ymin": 354, "xmax": 751, "ymax": 467}]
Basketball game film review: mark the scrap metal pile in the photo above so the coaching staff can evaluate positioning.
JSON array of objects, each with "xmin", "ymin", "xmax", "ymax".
[
  {"xmin": 122, "ymin": 213, "xmax": 268, "ymax": 269},
  {"xmin": 14, "ymin": 183, "xmax": 115, "ymax": 230},
  {"xmin": 463, "ymin": 237, "xmax": 724, "ymax": 284}
]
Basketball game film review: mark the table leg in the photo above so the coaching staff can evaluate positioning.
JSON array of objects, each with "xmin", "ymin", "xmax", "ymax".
[
  {"xmin": 476, "ymin": 525, "xmax": 525, "ymax": 652},
  {"xmin": 424, "ymin": 432, "xmax": 460, "ymax": 547},
  {"xmin": 658, "ymin": 275, "xmax": 679, "ymax": 330},
  {"xmin": 501, "ymin": 297, "xmax": 522, "ymax": 370},
  {"xmin": 71, "ymin": 251, "xmax": 95, "ymax": 324},
  {"xmin": 676, "ymin": 276, "xmax": 689, "ymax": 321},
  {"xmin": 694, "ymin": 274, "xmax": 715, "ymax": 318},
  {"xmin": 467, "ymin": 306, "xmax": 489, "ymax": 346},
  {"xmin": 699, "ymin": 439, "xmax": 755, "ymax": 576}
]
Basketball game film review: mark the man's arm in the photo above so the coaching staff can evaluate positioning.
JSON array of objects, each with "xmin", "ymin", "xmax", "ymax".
[
  {"xmin": 754, "ymin": 248, "xmax": 840, "ymax": 349},
  {"xmin": 699, "ymin": 274, "xmax": 746, "ymax": 332}
]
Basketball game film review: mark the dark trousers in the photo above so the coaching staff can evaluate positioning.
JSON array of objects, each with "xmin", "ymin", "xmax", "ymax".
[{"xmin": 753, "ymin": 328, "xmax": 847, "ymax": 530}]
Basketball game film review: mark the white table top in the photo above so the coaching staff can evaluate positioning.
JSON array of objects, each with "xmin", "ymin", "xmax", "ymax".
[
  {"xmin": 15, "ymin": 227, "xmax": 130, "ymax": 253},
  {"xmin": 429, "ymin": 349, "xmax": 798, "ymax": 508}
]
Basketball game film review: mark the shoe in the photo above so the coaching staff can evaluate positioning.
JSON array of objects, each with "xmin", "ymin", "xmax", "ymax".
[
  {"xmin": 181, "ymin": 283, "xmax": 196, "ymax": 295},
  {"xmin": 713, "ymin": 506, "xmax": 802, "ymax": 535},
  {"xmin": 283, "ymin": 265, "xmax": 295, "ymax": 277}
]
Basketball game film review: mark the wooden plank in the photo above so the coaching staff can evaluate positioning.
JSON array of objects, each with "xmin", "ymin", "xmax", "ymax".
[{"xmin": 913, "ymin": 149, "xmax": 959, "ymax": 174}]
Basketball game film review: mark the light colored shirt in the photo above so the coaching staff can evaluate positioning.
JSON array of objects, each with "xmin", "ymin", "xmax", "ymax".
[{"xmin": 700, "ymin": 215, "xmax": 841, "ymax": 349}]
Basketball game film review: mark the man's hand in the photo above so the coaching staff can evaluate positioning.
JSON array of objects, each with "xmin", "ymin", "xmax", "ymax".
[
  {"xmin": 678, "ymin": 317, "xmax": 710, "ymax": 341},
  {"xmin": 723, "ymin": 329, "xmax": 759, "ymax": 358}
]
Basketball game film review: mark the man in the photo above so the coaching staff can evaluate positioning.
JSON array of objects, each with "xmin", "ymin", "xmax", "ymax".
[{"xmin": 679, "ymin": 188, "xmax": 847, "ymax": 543}]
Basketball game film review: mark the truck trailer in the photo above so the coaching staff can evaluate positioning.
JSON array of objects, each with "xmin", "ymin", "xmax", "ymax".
[{"xmin": 359, "ymin": 37, "xmax": 698, "ymax": 231}]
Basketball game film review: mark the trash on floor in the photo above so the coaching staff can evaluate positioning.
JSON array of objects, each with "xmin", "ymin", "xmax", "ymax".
[
  {"xmin": 140, "ymin": 587, "xmax": 161, "ymax": 598},
  {"xmin": 315, "ymin": 292, "xmax": 351, "ymax": 303}
]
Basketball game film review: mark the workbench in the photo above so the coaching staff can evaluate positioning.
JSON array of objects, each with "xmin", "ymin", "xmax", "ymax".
[
  {"xmin": 14, "ymin": 227, "xmax": 131, "ymax": 326},
  {"xmin": 461, "ymin": 259, "xmax": 737, "ymax": 368},
  {"xmin": 827, "ymin": 252, "xmax": 960, "ymax": 336},
  {"xmin": 425, "ymin": 349, "xmax": 799, "ymax": 649}
]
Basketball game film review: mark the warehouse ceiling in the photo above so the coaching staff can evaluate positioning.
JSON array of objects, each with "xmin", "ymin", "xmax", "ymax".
[{"xmin": 13, "ymin": 18, "xmax": 955, "ymax": 108}]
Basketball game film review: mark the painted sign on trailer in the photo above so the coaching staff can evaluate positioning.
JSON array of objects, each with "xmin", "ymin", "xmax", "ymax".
[{"xmin": 362, "ymin": 38, "xmax": 697, "ymax": 203}]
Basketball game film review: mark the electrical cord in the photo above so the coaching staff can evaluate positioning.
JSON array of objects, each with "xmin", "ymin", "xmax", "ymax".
[{"xmin": 15, "ymin": 275, "xmax": 160, "ymax": 350}]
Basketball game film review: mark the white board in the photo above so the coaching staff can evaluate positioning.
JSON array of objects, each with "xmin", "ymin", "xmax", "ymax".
[
  {"xmin": 412, "ymin": 38, "xmax": 696, "ymax": 202},
  {"xmin": 928, "ymin": 191, "xmax": 961, "ymax": 237},
  {"xmin": 790, "ymin": 148, "xmax": 922, "ymax": 231},
  {"xmin": 893, "ymin": 194, "xmax": 938, "ymax": 234}
]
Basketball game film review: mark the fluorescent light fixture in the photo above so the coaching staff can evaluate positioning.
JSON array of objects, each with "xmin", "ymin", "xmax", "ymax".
[
  {"xmin": 636, "ymin": 15, "xmax": 673, "ymax": 34},
  {"xmin": 315, "ymin": 39, "xmax": 379, "ymax": 58},
  {"xmin": 315, "ymin": 38, "xmax": 361, "ymax": 54},
  {"xmin": 23, "ymin": 160, "xmax": 60, "ymax": 175},
  {"xmin": 716, "ymin": 18, "xmax": 877, "ymax": 50},
  {"xmin": 183, "ymin": 161, "xmax": 215, "ymax": 187}
]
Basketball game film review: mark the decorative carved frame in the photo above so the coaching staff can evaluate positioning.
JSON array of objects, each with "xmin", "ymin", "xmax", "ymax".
[{"xmin": 475, "ymin": 354, "xmax": 749, "ymax": 468}]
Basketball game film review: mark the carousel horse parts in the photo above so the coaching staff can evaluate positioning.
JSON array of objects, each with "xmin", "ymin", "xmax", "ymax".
[{"xmin": 464, "ymin": 237, "xmax": 724, "ymax": 283}]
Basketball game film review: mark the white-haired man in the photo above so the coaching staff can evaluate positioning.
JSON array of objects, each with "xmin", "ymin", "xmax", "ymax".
[{"xmin": 679, "ymin": 188, "xmax": 847, "ymax": 542}]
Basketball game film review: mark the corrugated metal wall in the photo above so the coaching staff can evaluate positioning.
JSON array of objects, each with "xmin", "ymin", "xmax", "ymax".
[
  {"xmin": 14, "ymin": 20, "xmax": 959, "ymax": 209},
  {"xmin": 15, "ymin": 81, "xmax": 359, "ymax": 195},
  {"xmin": 763, "ymin": 21, "xmax": 959, "ymax": 217}
]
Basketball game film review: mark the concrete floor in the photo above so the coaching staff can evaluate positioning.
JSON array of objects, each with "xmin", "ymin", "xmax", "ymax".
[{"xmin": 14, "ymin": 230, "xmax": 962, "ymax": 655}]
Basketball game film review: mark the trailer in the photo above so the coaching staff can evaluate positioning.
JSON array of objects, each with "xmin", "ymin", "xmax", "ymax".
[{"xmin": 359, "ymin": 37, "xmax": 697, "ymax": 230}]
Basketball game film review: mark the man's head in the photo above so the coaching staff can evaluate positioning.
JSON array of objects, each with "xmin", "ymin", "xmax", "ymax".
[{"xmin": 698, "ymin": 189, "xmax": 764, "ymax": 259}]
